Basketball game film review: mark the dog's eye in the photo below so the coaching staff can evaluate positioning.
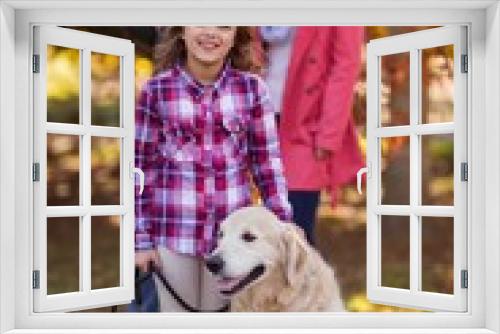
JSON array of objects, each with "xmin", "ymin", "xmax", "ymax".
[{"xmin": 242, "ymin": 231, "xmax": 257, "ymax": 242}]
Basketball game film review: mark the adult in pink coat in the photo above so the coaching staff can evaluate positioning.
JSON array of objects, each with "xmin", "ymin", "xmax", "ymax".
[{"xmin": 258, "ymin": 26, "xmax": 364, "ymax": 244}]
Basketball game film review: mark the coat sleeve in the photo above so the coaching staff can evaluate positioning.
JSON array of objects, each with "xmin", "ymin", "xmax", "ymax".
[{"xmin": 316, "ymin": 26, "xmax": 364, "ymax": 153}]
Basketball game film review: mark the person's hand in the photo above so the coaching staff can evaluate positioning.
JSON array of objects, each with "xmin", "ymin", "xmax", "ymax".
[
  {"xmin": 314, "ymin": 147, "xmax": 332, "ymax": 161},
  {"xmin": 135, "ymin": 249, "xmax": 161, "ymax": 273}
]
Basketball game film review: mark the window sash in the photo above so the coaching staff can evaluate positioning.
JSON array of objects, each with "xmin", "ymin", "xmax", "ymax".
[
  {"xmin": 32, "ymin": 26, "xmax": 136, "ymax": 312},
  {"xmin": 366, "ymin": 26, "xmax": 468, "ymax": 312}
]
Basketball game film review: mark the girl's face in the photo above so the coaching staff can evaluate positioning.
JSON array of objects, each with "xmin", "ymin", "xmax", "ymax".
[{"xmin": 182, "ymin": 26, "xmax": 237, "ymax": 67}]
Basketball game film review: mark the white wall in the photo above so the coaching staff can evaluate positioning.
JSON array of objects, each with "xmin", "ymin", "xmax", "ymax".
[
  {"xmin": 485, "ymin": 1, "xmax": 500, "ymax": 333},
  {"xmin": 0, "ymin": 2, "xmax": 16, "ymax": 333}
]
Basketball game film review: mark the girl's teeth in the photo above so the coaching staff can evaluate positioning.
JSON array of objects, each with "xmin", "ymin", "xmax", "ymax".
[{"xmin": 200, "ymin": 41, "xmax": 218, "ymax": 48}]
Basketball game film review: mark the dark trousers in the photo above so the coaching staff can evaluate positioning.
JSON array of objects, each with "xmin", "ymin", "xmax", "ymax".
[
  {"xmin": 127, "ymin": 271, "xmax": 159, "ymax": 312},
  {"xmin": 288, "ymin": 190, "xmax": 321, "ymax": 245}
]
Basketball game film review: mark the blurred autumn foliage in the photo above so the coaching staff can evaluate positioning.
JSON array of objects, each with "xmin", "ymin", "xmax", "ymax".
[{"xmin": 47, "ymin": 26, "xmax": 454, "ymax": 313}]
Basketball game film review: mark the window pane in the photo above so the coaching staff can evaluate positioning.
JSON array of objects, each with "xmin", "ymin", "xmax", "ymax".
[
  {"xmin": 381, "ymin": 137, "xmax": 410, "ymax": 205},
  {"xmin": 47, "ymin": 217, "xmax": 80, "ymax": 294},
  {"xmin": 380, "ymin": 52, "xmax": 410, "ymax": 127},
  {"xmin": 381, "ymin": 215, "xmax": 410, "ymax": 289},
  {"xmin": 421, "ymin": 45, "xmax": 454, "ymax": 124},
  {"xmin": 421, "ymin": 217, "xmax": 454, "ymax": 294},
  {"xmin": 47, "ymin": 45, "xmax": 80, "ymax": 124},
  {"xmin": 422, "ymin": 134, "xmax": 454, "ymax": 206},
  {"xmin": 47, "ymin": 134, "xmax": 80, "ymax": 206},
  {"xmin": 91, "ymin": 216, "xmax": 120, "ymax": 290},
  {"xmin": 91, "ymin": 52, "xmax": 121, "ymax": 127},
  {"xmin": 91, "ymin": 137, "xmax": 120, "ymax": 205}
]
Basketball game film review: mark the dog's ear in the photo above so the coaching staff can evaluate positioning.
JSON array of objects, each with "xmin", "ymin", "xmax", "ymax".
[{"xmin": 281, "ymin": 224, "xmax": 308, "ymax": 287}]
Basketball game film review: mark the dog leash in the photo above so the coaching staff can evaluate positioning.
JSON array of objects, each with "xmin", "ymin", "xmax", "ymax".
[{"xmin": 135, "ymin": 261, "xmax": 230, "ymax": 313}]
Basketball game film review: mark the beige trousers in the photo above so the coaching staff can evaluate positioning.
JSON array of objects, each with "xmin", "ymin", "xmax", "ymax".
[{"xmin": 153, "ymin": 247, "xmax": 228, "ymax": 312}]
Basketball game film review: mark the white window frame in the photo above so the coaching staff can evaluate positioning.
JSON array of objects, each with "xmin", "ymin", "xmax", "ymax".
[{"xmin": 0, "ymin": 1, "xmax": 498, "ymax": 333}]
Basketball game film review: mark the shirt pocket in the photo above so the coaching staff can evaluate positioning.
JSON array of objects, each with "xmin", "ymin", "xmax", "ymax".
[
  {"xmin": 219, "ymin": 114, "xmax": 248, "ymax": 162},
  {"xmin": 158, "ymin": 123, "xmax": 197, "ymax": 163},
  {"xmin": 157, "ymin": 100, "xmax": 198, "ymax": 163}
]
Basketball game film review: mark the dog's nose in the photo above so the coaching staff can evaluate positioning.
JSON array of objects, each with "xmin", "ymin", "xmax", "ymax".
[{"xmin": 205, "ymin": 255, "xmax": 224, "ymax": 274}]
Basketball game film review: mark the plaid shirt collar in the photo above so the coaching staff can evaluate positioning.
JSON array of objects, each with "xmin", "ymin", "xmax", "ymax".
[{"xmin": 174, "ymin": 61, "xmax": 231, "ymax": 99}]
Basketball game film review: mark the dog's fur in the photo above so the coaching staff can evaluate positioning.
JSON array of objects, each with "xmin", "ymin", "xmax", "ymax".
[{"xmin": 209, "ymin": 206, "xmax": 345, "ymax": 312}]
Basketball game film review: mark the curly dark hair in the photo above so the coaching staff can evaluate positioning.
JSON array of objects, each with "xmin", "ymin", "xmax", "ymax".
[{"xmin": 154, "ymin": 26, "xmax": 261, "ymax": 75}]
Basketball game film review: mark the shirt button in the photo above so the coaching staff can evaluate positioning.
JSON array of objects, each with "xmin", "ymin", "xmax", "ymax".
[{"xmin": 203, "ymin": 87, "xmax": 213, "ymax": 98}]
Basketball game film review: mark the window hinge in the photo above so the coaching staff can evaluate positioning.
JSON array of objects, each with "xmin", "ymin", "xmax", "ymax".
[
  {"xmin": 32, "ymin": 55, "xmax": 40, "ymax": 73},
  {"xmin": 461, "ymin": 269, "xmax": 468, "ymax": 289},
  {"xmin": 461, "ymin": 162, "xmax": 468, "ymax": 182},
  {"xmin": 33, "ymin": 270, "xmax": 40, "ymax": 289},
  {"xmin": 461, "ymin": 54, "xmax": 468, "ymax": 73},
  {"xmin": 33, "ymin": 163, "xmax": 40, "ymax": 182}
]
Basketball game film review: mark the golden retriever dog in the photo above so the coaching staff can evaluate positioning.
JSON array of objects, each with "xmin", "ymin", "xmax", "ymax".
[{"xmin": 205, "ymin": 206, "xmax": 345, "ymax": 312}]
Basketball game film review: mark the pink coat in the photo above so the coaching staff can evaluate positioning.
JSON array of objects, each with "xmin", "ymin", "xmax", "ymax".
[{"xmin": 277, "ymin": 27, "xmax": 365, "ymax": 205}]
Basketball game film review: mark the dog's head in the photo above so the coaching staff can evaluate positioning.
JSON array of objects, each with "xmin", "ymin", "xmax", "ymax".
[{"xmin": 205, "ymin": 206, "xmax": 309, "ymax": 297}]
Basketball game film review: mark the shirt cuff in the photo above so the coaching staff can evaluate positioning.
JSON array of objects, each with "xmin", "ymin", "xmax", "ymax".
[
  {"xmin": 135, "ymin": 234, "xmax": 154, "ymax": 251},
  {"xmin": 266, "ymin": 197, "xmax": 293, "ymax": 222}
]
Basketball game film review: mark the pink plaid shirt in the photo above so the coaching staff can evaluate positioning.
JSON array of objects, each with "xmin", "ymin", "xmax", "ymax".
[{"xmin": 135, "ymin": 63, "xmax": 292, "ymax": 255}]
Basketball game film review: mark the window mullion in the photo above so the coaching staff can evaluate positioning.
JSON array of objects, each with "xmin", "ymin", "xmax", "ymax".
[
  {"xmin": 409, "ymin": 48, "xmax": 421, "ymax": 293},
  {"xmin": 46, "ymin": 122, "xmax": 127, "ymax": 138},
  {"xmin": 374, "ymin": 123, "xmax": 455, "ymax": 137},
  {"xmin": 80, "ymin": 48, "xmax": 91, "ymax": 293}
]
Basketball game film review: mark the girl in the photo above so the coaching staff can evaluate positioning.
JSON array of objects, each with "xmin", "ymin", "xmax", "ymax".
[{"xmin": 133, "ymin": 26, "xmax": 292, "ymax": 312}]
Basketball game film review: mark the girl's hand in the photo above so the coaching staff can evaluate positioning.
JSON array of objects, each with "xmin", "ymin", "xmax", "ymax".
[{"xmin": 135, "ymin": 249, "xmax": 161, "ymax": 272}]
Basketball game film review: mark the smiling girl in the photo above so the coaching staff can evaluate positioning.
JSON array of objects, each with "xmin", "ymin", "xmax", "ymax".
[{"xmin": 133, "ymin": 26, "xmax": 292, "ymax": 312}]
